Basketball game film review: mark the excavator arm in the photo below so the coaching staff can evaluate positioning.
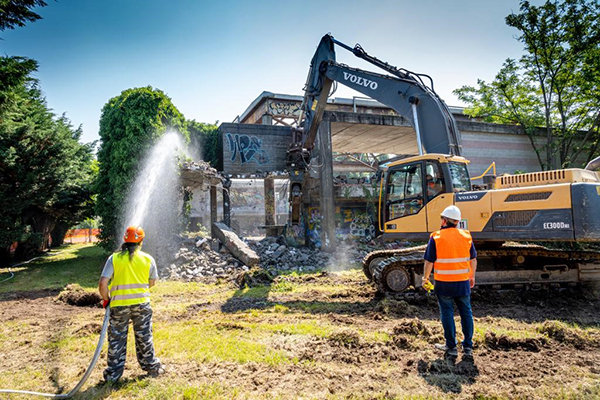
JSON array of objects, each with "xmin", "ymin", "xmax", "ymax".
[{"xmin": 288, "ymin": 34, "xmax": 462, "ymax": 169}]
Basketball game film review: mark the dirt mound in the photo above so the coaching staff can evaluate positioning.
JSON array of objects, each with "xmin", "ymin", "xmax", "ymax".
[
  {"xmin": 57, "ymin": 284, "xmax": 101, "ymax": 307},
  {"xmin": 375, "ymin": 298, "xmax": 418, "ymax": 317},
  {"xmin": 328, "ymin": 330, "xmax": 361, "ymax": 348},
  {"xmin": 393, "ymin": 319, "xmax": 433, "ymax": 337},
  {"xmin": 234, "ymin": 268, "xmax": 273, "ymax": 288},
  {"xmin": 75, "ymin": 322, "xmax": 102, "ymax": 336},
  {"xmin": 484, "ymin": 331, "xmax": 548, "ymax": 352},
  {"xmin": 538, "ymin": 321, "xmax": 598, "ymax": 349},
  {"xmin": 392, "ymin": 319, "xmax": 435, "ymax": 349}
]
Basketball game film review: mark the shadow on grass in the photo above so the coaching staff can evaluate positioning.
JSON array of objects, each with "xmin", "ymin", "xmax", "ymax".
[
  {"xmin": 417, "ymin": 355, "xmax": 479, "ymax": 394},
  {"xmin": 0, "ymin": 244, "xmax": 107, "ymax": 298},
  {"xmin": 74, "ymin": 375, "xmax": 148, "ymax": 400},
  {"xmin": 218, "ymin": 278, "xmax": 600, "ymax": 326}
]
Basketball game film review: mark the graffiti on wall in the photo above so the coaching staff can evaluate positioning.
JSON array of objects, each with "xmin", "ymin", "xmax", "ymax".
[
  {"xmin": 268, "ymin": 101, "xmax": 301, "ymax": 117},
  {"xmin": 338, "ymin": 208, "xmax": 376, "ymax": 241},
  {"xmin": 226, "ymin": 133, "xmax": 269, "ymax": 165},
  {"xmin": 307, "ymin": 207, "xmax": 322, "ymax": 248}
]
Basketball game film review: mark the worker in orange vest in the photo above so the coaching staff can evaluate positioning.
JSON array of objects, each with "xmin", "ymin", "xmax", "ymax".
[
  {"xmin": 98, "ymin": 226, "xmax": 164, "ymax": 382},
  {"xmin": 422, "ymin": 205, "xmax": 477, "ymax": 357}
]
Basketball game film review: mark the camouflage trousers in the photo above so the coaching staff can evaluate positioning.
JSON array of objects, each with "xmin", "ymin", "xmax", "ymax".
[{"xmin": 103, "ymin": 302, "xmax": 161, "ymax": 382}]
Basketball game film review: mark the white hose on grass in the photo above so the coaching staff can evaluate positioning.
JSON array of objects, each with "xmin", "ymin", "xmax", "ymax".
[{"xmin": 0, "ymin": 306, "xmax": 110, "ymax": 398}]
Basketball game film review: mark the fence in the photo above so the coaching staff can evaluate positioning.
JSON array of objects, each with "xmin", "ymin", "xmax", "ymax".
[{"xmin": 64, "ymin": 228, "xmax": 100, "ymax": 244}]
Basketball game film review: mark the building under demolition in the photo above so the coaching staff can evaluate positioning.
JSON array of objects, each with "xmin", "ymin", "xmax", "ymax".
[{"xmin": 188, "ymin": 91, "xmax": 547, "ymax": 249}]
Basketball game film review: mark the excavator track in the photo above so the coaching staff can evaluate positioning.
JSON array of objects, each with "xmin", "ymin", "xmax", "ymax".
[{"xmin": 363, "ymin": 244, "xmax": 600, "ymax": 294}]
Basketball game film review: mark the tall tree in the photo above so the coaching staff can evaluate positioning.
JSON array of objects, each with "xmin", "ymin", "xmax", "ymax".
[
  {"xmin": 0, "ymin": 0, "xmax": 47, "ymax": 32},
  {"xmin": 0, "ymin": 57, "xmax": 96, "ymax": 261},
  {"xmin": 455, "ymin": 0, "xmax": 600, "ymax": 170},
  {"xmin": 95, "ymin": 86, "xmax": 187, "ymax": 251}
]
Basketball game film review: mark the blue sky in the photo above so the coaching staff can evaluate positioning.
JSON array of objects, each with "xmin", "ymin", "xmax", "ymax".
[{"xmin": 1, "ymin": 0, "xmax": 535, "ymax": 144}]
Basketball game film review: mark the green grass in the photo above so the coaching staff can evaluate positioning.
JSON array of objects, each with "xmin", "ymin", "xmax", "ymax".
[
  {"xmin": 0, "ymin": 243, "xmax": 106, "ymax": 293},
  {"xmin": 154, "ymin": 320, "xmax": 292, "ymax": 365}
]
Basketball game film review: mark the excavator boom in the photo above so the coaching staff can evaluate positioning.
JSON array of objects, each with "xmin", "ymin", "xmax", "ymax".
[{"xmin": 289, "ymin": 34, "xmax": 461, "ymax": 168}]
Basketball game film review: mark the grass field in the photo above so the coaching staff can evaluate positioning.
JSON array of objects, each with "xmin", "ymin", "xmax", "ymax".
[{"xmin": 0, "ymin": 243, "xmax": 599, "ymax": 399}]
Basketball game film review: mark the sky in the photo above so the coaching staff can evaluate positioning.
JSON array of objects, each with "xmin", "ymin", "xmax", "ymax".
[{"xmin": 1, "ymin": 0, "xmax": 537, "ymax": 145}]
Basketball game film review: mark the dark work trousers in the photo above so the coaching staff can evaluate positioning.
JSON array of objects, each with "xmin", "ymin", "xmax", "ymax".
[
  {"xmin": 103, "ymin": 302, "xmax": 161, "ymax": 382},
  {"xmin": 436, "ymin": 294, "xmax": 474, "ymax": 349}
]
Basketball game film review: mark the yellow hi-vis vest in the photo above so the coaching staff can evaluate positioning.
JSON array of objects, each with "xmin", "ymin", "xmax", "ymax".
[
  {"xmin": 432, "ymin": 228, "xmax": 473, "ymax": 282},
  {"xmin": 108, "ymin": 250, "xmax": 152, "ymax": 307}
]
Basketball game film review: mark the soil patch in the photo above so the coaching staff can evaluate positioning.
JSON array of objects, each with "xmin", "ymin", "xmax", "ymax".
[
  {"xmin": 57, "ymin": 284, "xmax": 101, "ymax": 307},
  {"xmin": 484, "ymin": 331, "xmax": 548, "ymax": 352},
  {"xmin": 538, "ymin": 320, "xmax": 600, "ymax": 349}
]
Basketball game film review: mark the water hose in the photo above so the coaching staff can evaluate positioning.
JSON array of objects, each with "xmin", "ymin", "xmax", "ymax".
[
  {"xmin": 1, "ymin": 250, "xmax": 68, "ymax": 284},
  {"xmin": 0, "ymin": 306, "xmax": 110, "ymax": 398}
]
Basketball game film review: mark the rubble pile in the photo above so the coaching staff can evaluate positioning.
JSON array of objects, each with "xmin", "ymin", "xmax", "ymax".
[
  {"xmin": 162, "ymin": 231, "xmax": 417, "ymax": 283},
  {"xmin": 163, "ymin": 237, "xmax": 249, "ymax": 282},
  {"xmin": 246, "ymin": 237, "xmax": 331, "ymax": 275}
]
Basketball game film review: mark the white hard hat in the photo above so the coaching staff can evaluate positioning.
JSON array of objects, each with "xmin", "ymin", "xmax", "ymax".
[{"xmin": 441, "ymin": 205, "xmax": 461, "ymax": 221}]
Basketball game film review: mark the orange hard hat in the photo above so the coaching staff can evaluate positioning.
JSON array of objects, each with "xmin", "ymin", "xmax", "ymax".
[{"xmin": 123, "ymin": 226, "xmax": 145, "ymax": 243}]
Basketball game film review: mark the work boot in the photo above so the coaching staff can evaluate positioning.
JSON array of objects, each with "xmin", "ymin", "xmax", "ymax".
[
  {"xmin": 463, "ymin": 347, "xmax": 473, "ymax": 357},
  {"xmin": 148, "ymin": 366, "xmax": 165, "ymax": 378},
  {"xmin": 434, "ymin": 343, "xmax": 458, "ymax": 357}
]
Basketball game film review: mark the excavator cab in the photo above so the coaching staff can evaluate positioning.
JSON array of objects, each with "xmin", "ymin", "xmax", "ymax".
[{"xmin": 379, "ymin": 155, "xmax": 471, "ymax": 240}]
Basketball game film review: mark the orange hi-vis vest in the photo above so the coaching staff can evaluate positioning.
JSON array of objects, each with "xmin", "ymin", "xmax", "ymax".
[{"xmin": 431, "ymin": 227, "xmax": 473, "ymax": 282}]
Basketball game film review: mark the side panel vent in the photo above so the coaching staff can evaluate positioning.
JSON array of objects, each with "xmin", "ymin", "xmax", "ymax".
[
  {"xmin": 505, "ymin": 192, "xmax": 552, "ymax": 202},
  {"xmin": 494, "ymin": 210, "xmax": 538, "ymax": 227}
]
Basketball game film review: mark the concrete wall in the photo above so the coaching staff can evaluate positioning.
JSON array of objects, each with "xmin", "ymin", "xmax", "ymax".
[{"xmin": 219, "ymin": 123, "xmax": 291, "ymax": 175}]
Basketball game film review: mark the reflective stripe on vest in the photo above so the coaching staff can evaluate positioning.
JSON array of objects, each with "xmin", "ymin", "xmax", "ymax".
[
  {"xmin": 108, "ymin": 250, "xmax": 152, "ymax": 307},
  {"xmin": 432, "ymin": 228, "xmax": 473, "ymax": 282}
]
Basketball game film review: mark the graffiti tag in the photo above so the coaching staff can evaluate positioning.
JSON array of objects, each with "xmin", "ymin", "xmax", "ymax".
[
  {"xmin": 268, "ymin": 101, "xmax": 301, "ymax": 117},
  {"xmin": 225, "ymin": 133, "xmax": 269, "ymax": 165}
]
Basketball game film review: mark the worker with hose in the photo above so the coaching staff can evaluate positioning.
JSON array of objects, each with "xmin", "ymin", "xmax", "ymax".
[
  {"xmin": 99, "ymin": 226, "xmax": 165, "ymax": 383},
  {"xmin": 422, "ymin": 205, "xmax": 477, "ymax": 358}
]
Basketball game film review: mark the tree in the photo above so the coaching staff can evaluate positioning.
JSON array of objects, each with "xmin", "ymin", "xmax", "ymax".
[
  {"xmin": 455, "ymin": 0, "xmax": 600, "ymax": 170},
  {"xmin": 187, "ymin": 120, "xmax": 222, "ymax": 169},
  {"xmin": 0, "ymin": 57, "xmax": 96, "ymax": 261},
  {"xmin": 95, "ymin": 86, "xmax": 187, "ymax": 251},
  {"xmin": 0, "ymin": 0, "xmax": 47, "ymax": 32}
]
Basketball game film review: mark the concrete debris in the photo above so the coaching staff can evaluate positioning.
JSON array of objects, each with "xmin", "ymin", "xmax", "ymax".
[
  {"xmin": 213, "ymin": 222, "xmax": 260, "ymax": 266},
  {"xmin": 163, "ymin": 237, "xmax": 249, "ymax": 283},
  {"xmin": 245, "ymin": 237, "xmax": 331, "ymax": 275},
  {"xmin": 162, "ymin": 232, "xmax": 415, "ymax": 284}
]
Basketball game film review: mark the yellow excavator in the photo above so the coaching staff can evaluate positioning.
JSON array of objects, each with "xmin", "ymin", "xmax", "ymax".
[{"xmin": 287, "ymin": 34, "xmax": 600, "ymax": 293}]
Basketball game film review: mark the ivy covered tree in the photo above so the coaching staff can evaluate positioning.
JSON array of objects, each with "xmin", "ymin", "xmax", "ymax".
[
  {"xmin": 0, "ymin": 56, "xmax": 96, "ymax": 261},
  {"xmin": 187, "ymin": 120, "xmax": 222, "ymax": 169},
  {"xmin": 95, "ymin": 86, "xmax": 187, "ymax": 250},
  {"xmin": 454, "ymin": 0, "xmax": 600, "ymax": 170}
]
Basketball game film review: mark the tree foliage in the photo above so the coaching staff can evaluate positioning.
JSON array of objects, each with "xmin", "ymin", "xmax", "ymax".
[
  {"xmin": 0, "ymin": 0, "xmax": 47, "ymax": 32},
  {"xmin": 0, "ymin": 56, "xmax": 96, "ymax": 261},
  {"xmin": 454, "ymin": 0, "xmax": 600, "ymax": 170},
  {"xmin": 187, "ymin": 120, "xmax": 222, "ymax": 169},
  {"xmin": 95, "ymin": 86, "xmax": 187, "ymax": 250}
]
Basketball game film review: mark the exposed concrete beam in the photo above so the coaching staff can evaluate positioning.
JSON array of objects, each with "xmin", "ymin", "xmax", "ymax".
[{"xmin": 318, "ymin": 119, "xmax": 336, "ymax": 252}]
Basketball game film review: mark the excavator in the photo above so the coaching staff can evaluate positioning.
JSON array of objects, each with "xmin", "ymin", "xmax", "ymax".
[{"xmin": 287, "ymin": 34, "xmax": 600, "ymax": 294}]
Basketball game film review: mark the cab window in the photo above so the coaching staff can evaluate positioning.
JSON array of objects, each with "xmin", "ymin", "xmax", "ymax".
[
  {"xmin": 448, "ymin": 162, "xmax": 471, "ymax": 192},
  {"xmin": 386, "ymin": 163, "xmax": 424, "ymax": 220},
  {"xmin": 425, "ymin": 161, "xmax": 445, "ymax": 200}
]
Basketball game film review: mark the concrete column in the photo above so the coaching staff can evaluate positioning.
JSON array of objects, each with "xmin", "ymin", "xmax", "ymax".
[
  {"xmin": 318, "ymin": 119, "xmax": 336, "ymax": 252},
  {"xmin": 264, "ymin": 176, "xmax": 276, "ymax": 236},
  {"xmin": 262, "ymin": 114, "xmax": 273, "ymax": 125},
  {"xmin": 210, "ymin": 185, "xmax": 218, "ymax": 238},
  {"xmin": 223, "ymin": 178, "xmax": 231, "ymax": 228}
]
